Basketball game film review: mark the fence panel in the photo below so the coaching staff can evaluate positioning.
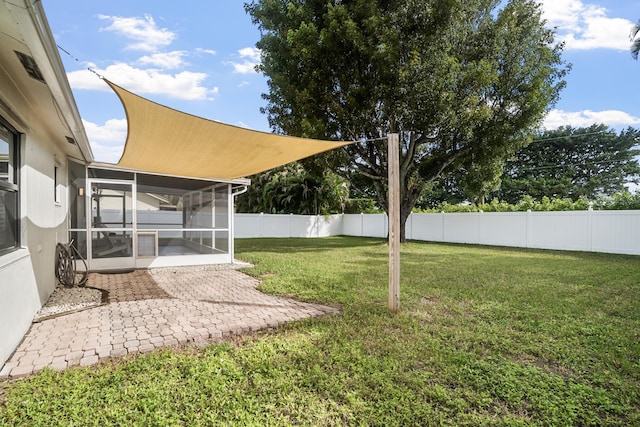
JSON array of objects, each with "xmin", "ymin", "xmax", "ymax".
[
  {"xmin": 318, "ymin": 214, "xmax": 343, "ymax": 237},
  {"xmin": 235, "ymin": 213, "xmax": 342, "ymax": 238},
  {"xmin": 234, "ymin": 214, "xmax": 263, "ymax": 238},
  {"xmin": 528, "ymin": 211, "xmax": 590, "ymax": 251},
  {"xmin": 362, "ymin": 214, "xmax": 387, "ymax": 238},
  {"xmin": 235, "ymin": 211, "xmax": 640, "ymax": 255},
  {"xmin": 591, "ymin": 210, "xmax": 640, "ymax": 255},
  {"xmin": 289, "ymin": 215, "xmax": 317, "ymax": 238},
  {"xmin": 409, "ymin": 213, "xmax": 443, "ymax": 242},
  {"xmin": 261, "ymin": 214, "xmax": 291, "ymax": 238},
  {"xmin": 443, "ymin": 213, "xmax": 481, "ymax": 244},
  {"xmin": 342, "ymin": 214, "xmax": 364, "ymax": 236},
  {"xmin": 478, "ymin": 212, "xmax": 528, "ymax": 248}
]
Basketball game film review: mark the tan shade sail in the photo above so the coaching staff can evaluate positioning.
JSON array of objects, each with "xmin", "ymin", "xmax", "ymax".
[{"xmin": 105, "ymin": 79, "xmax": 353, "ymax": 180}]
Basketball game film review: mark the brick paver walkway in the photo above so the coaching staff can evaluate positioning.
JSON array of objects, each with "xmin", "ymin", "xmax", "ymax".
[
  {"xmin": 91, "ymin": 269, "xmax": 171, "ymax": 303},
  {"xmin": 0, "ymin": 266, "xmax": 338, "ymax": 379}
]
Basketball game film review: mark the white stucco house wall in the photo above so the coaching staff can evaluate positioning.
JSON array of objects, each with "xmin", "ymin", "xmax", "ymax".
[{"xmin": 0, "ymin": 0, "xmax": 94, "ymax": 366}]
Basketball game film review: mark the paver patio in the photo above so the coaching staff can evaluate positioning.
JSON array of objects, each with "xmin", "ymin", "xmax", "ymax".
[{"xmin": 0, "ymin": 265, "xmax": 339, "ymax": 379}]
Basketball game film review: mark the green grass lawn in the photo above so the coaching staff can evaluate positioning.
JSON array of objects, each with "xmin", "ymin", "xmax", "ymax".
[{"xmin": 1, "ymin": 237, "xmax": 639, "ymax": 426}]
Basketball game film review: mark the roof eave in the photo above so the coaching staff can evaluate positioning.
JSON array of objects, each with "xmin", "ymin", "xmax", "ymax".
[{"xmin": 18, "ymin": 0, "xmax": 94, "ymax": 162}]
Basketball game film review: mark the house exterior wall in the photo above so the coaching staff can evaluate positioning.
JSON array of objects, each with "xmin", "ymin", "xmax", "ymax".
[
  {"xmin": 23, "ymin": 129, "xmax": 70, "ymax": 303},
  {"xmin": 0, "ymin": 250, "xmax": 41, "ymax": 368},
  {"xmin": 0, "ymin": 117, "xmax": 70, "ymax": 366},
  {"xmin": 0, "ymin": 0, "xmax": 93, "ymax": 367}
]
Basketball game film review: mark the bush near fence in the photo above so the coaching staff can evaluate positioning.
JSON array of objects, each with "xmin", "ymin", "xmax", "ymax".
[{"xmin": 418, "ymin": 193, "xmax": 640, "ymax": 213}]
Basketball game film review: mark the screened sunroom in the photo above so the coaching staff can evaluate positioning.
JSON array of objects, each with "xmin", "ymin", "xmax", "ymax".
[
  {"xmin": 61, "ymin": 80, "xmax": 350, "ymax": 272},
  {"xmin": 67, "ymin": 160, "xmax": 248, "ymax": 271}
]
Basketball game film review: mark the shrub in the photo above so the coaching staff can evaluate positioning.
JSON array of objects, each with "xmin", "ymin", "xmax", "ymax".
[{"xmin": 416, "ymin": 192, "xmax": 639, "ymax": 213}]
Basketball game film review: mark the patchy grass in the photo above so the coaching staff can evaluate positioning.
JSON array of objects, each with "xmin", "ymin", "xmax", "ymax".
[{"xmin": 1, "ymin": 237, "xmax": 639, "ymax": 426}]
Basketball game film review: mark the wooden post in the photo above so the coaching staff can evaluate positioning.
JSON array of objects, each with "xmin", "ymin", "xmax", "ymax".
[{"xmin": 388, "ymin": 133, "xmax": 400, "ymax": 313}]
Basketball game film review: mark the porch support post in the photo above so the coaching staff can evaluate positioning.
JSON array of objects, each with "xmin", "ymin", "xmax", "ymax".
[{"xmin": 388, "ymin": 133, "xmax": 400, "ymax": 313}]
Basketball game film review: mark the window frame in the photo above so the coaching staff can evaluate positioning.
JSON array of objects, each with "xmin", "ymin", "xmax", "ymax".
[{"xmin": 0, "ymin": 115, "xmax": 20, "ymax": 255}]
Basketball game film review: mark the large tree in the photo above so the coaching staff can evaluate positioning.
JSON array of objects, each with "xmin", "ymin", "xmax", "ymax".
[
  {"xmin": 496, "ymin": 125, "xmax": 640, "ymax": 203},
  {"xmin": 246, "ymin": 0, "xmax": 568, "ymax": 240}
]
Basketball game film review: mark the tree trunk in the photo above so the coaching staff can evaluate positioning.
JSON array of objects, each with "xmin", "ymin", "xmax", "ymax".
[{"xmin": 399, "ymin": 204, "xmax": 412, "ymax": 243}]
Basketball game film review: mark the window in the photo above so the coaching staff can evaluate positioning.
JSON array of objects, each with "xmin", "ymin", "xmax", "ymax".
[{"xmin": 0, "ymin": 117, "xmax": 19, "ymax": 253}]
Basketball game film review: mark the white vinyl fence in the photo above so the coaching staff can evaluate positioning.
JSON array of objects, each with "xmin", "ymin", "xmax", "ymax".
[
  {"xmin": 235, "ymin": 210, "xmax": 640, "ymax": 256},
  {"xmin": 235, "ymin": 214, "xmax": 343, "ymax": 239}
]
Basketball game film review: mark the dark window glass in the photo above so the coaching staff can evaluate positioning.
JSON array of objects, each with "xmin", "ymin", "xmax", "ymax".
[{"xmin": 0, "ymin": 117, "xmax": 19, "ymax": 253}]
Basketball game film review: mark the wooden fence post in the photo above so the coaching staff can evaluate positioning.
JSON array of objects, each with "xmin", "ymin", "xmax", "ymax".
[{"xmin": 388, "ymin": 133, "xmax": 400, "ymax": 313}]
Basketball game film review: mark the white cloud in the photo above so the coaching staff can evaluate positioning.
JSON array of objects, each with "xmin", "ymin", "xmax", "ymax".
[
  {"xmin": 231, "ymin": 61, "xmax": 258, "ymax": 74},
  {"xmin": 82, "ymin": 118, "xmax": 127, "ymax": 163},
  {"xmin": 238, "ymin": 47, "xmax": 261, "ymax": 62},
  {"xmin": 196, "ymin": 48, "xmax": 217, "ymax": 56},
  {"xmin": 227, "ymin": 47, "xmax": 261, "ymax": 74},
  {"xmin": 83, "ymin": 118, "xmax": 127, "ymax": 142},
  {"xmin": 539, "ymin": 0, "xmax": 633, "ymax": 50},
  {"xmin": 543, "ymin": 109, "xmax": 640, "ymax": 129},
  {"xmin": 98, "ymin": 14, "xmax": 175, "ymax": 52},
  {"xmin": 67, "ymin": 63, "xmax": 219, "ymax": 100},
  {"xmin": 138, "ymin": 51, "xmax": 188, "ymax": 69},
  {"xmin": 540, "ymin": 0, "xmax": 583, "ymax": 32}
]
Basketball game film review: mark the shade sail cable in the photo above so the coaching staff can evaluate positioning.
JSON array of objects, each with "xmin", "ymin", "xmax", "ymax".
[{"xmin": 104, "ymin": 79, "xmax": 353, "ymax": 180}]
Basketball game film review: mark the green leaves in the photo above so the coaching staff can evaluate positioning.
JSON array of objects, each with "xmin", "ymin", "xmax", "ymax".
[
  {"xmin": 236, "ymin": 162, "xmax": 350, "ymax": 214},
  {"xmin": 499, "ymin": 125, "xmax": 640, "ymax": 202},
  {"xmin": 247, "ymin": 0, "xmax": 569, "ymax": 240}
]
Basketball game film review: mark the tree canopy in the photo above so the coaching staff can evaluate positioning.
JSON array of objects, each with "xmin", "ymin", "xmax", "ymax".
[
  {"xmin": 246, "ymin": 0, "xmax": 569, "ymax": 240},
  {"xmin": 497, "ymin": 125, "xmax": 640, "ymax": 203},
  {"xmin": 418, "ymin": 125, "xmax": 640, "ymax": 206}
]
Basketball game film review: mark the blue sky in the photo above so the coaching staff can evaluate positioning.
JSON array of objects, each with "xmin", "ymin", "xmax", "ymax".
[{"xmin": 44, "ymin": 0, "xmax": 640, "ymax": 164}]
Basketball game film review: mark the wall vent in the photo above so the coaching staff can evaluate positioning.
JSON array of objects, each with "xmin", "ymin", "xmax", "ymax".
[{"xmin": 14, "ymin": 51, "xmax": 46, "ymax": 83}]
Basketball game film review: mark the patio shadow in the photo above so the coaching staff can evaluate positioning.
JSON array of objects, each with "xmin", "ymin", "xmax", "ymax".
[{"xmin": 89, "ymin": 270, "xmax": 172, "ymax": 303}]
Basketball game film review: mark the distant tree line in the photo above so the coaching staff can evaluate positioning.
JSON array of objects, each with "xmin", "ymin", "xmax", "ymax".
[
  {"xmin": 419, "ymin": 125, "xmax": 640, "ymax": 207},
  {"xmin": 237, "ymin": 125, "xmax": 640, "ymax": 214},
  {"xmin": 418, "ymin": 193, "xmax": 640, "ymax": 213}
]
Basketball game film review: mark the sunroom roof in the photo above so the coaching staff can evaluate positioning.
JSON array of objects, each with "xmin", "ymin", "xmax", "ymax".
[{"xmin": 105, "ymin": 79, "xmax": 353, "ymax": 180}]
